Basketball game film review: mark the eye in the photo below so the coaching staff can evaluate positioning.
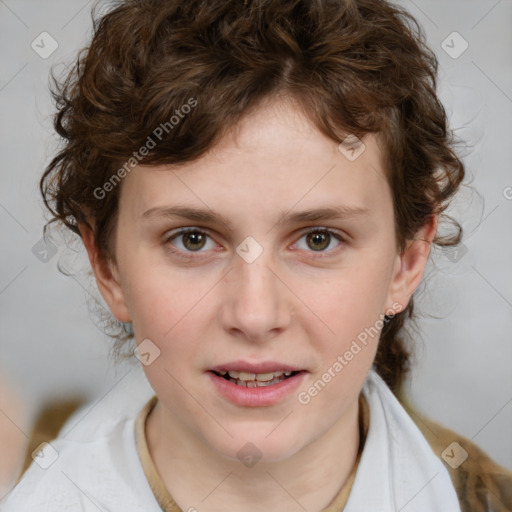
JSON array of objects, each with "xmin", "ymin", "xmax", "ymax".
[
  {"xmin": 164, "ymin": 227, "xmax": 216, "ymax": 257},
  {"xmin": 163, "ymin": 227, "xmax": 346, "ymax": 260},
  {"xmin": 294, "ymin": 228, "xmax": 345, "ymax": 255}
]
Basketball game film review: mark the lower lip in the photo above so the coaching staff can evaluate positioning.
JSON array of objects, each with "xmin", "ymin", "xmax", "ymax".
[{"xmin": 207, "ymin": 371, "xmax": 307, "ymax": 407}]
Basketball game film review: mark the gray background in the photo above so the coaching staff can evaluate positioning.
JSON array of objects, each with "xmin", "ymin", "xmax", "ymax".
[{"xmin": 1, "ymin": 0, "xmax": 511, "ymax": 471}]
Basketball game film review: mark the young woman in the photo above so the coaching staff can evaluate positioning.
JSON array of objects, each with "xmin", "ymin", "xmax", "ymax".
[{"xmin": 3, "ymin": 0, "xmax": 511, "ymax": 510}]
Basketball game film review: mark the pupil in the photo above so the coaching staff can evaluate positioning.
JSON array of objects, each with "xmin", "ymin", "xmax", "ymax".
[
  {"xmin": 184, "ymin": 232, "xmax": 205, "ymax": 251},
  {"xmin": 308, "ymin": 232, "xmax": 329, "ymax": 251}
]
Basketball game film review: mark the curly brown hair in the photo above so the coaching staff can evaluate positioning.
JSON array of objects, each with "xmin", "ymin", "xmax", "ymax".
[{"xmin": 41, "ymin": 0, "xmax": 465, "ymax": 397}]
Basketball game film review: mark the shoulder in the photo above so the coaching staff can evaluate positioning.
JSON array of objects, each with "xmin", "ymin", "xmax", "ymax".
[
  {"xmin": 0, "ymin": 415, "xmax": 159, "ymax": 512},
  {"xmin": 400, "ymin": 400, "xmax": 512, "ymax": 512}
]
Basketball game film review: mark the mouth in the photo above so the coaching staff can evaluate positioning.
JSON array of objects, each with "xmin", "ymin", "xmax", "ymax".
[
  {"xmin": 210, "ymin": 369, "xmax": 302, "ymax": 388},
  {"xmin": 207, "ymin": 361, "xmax": 308, "ymax": 406},
  {"xmin": 207, "ymin": 365, "xmax": 308, "ymax": 407}
]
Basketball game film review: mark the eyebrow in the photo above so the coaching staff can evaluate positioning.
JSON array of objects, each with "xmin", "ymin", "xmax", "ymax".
[{"xmin": 141, "ymin": 204, "xmax": 371, "ymax": 229}]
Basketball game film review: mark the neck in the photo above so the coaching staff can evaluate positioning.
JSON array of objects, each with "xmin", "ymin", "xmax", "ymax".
[{"xmin": 145, "ymin": 394, "xmax": 368, "ymax": 512}]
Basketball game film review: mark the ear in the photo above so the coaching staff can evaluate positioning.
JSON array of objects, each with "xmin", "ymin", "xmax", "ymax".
[
  {"xmin": 385, "ymin": 214, "xmax": 438, "ymax": 314},
  {"xmin": 79, "ymin": 223, "xmax": 131, "ymax": 323}
]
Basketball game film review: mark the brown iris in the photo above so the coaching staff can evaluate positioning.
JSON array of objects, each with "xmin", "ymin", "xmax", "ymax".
[
  {"xmin": 182, "ymin": 231, "xmax": 207, "ymax": 251},
  {"xmin": 306, "ymin": 231, "xmax": 330, "ymax": 251}
]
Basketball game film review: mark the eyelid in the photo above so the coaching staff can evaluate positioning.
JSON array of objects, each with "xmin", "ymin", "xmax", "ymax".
[
  {"xmin": 163, "ymin": 226, "xmax": 215, "ymax": 252},
  {"xmin": 163, "ymin": 226, "xmax": 347, "ymax": 259},
  {"xmin": 292, "ymin": 227, "xmax": 347, "ymax": 257}
]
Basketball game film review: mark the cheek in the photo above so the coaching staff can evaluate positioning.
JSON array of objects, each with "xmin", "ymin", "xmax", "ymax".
[
  {"xmin": 123, "ymin": 266, "xmax": 212, "ymax": 366},
  {"xmin": 296, "ymin": 279, "xmax": 384, "ymax": 410},
  {"xmin": 127, "ymin": 275, "xmax": 203, "ymax": 396},
  {"xmin": 298, "ymin": 261, "xmax": 392, "ymax": 342},
  {"xmin": 125, "ymin": 278, "xmax": 173, "ymax": 337},
  {"xmin": 119, "ymin": 251, "xmax": 197, "ymax": 334}
]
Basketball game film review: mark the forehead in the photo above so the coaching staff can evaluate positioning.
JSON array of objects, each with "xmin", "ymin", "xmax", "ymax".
[{"xmin": 119, "ymin": 97, "xmax": 393, "ymax": 226}]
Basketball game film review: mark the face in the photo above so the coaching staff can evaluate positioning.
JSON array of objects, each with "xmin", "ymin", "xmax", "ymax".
[{"xmin": 86, "ymin": 96, "xmax": 435, "ymax": 463}]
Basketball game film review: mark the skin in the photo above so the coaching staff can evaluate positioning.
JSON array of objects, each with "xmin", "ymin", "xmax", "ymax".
[{"xmin": 81, "ymin": 95, "xmax": 437, "ymax": 511}]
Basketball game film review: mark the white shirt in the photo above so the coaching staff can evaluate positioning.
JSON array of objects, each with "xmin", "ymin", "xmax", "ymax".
[
  {"xmin": 0, "ymin": 368, "xmax": 461, "ymax": 511},
  {"xmin": 344, "ymin": 370, "xmax": 461, "ymax": 511}
]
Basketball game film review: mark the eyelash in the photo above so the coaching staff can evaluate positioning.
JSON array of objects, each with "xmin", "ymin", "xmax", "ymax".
[{"xmin": 163, "ymin": 227, "xmax": 347, "ymax": 260}]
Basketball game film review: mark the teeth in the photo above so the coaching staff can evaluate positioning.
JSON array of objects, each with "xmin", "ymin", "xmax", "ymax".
[
  {"xmin": 226, "ymin": 370, "xmax": 291, "ymax": 381},
  {"xmin": 236, "ymin": 377, "xmax": 285, "ymax": 387},
  {"xmin": 255, "ymin": 372, "xmax": 275, "ymax": 382},
  {"xmin": 238, "ymin": 371, "xmax": 256, "ymax": 381},
  {"xmin": 219, "ymin": 369, "xmax": 298, "ymax": 387}
]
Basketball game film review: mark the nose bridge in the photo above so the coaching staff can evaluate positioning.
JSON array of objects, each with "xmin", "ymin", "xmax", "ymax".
[{"xmin": 221, "ymin": 241, "xmax": 291, "ymax": 340}]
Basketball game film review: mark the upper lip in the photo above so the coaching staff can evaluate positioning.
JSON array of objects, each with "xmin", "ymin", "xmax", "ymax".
[{"xmin": 209, "ymin": 361, "xmax": 305, "ymax": 374}]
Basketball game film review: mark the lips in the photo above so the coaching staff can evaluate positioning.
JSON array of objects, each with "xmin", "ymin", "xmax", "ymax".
[
  {"xmin": 208, "ymin": 366, "xmax": 307, "ymax": 406},
  {"xmin": 209, "ymin": 361, "xmax": 304, "ymax": 374},
  {"xmin": 221, "ymin": 369, "xmax": 293, "ymax": 380}
]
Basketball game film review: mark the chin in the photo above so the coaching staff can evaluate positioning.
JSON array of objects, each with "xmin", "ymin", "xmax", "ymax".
[{"xmin": 206, "ymin": 427, "xmax": 305, "ymax": 465}]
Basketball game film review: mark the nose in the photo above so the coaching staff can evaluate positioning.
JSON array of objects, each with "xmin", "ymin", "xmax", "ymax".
[{"xmin": 218, "ymin": 247, "xmax": 293, "ymax": 344}]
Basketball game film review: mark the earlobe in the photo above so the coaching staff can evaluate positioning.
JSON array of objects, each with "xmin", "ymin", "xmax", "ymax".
[
  {"xmin": 385, "ymin": 214, "xmax": 438, "ymax": 313},
  {"xmin": 78, "ymin": 223, "xmax": 131, "ymax": 323}
]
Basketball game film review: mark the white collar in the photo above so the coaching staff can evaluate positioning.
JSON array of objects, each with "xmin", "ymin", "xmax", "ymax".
[{"xmin": 345, "ymin": 368, "xmax": 461, "ymax": 511}]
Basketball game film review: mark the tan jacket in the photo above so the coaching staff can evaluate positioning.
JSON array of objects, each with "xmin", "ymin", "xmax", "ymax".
[{"xmin": 400, "ymin": 399, "xmax": 512, "ymax": 512}]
